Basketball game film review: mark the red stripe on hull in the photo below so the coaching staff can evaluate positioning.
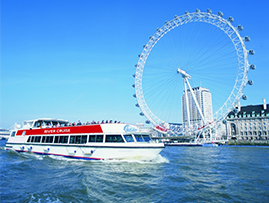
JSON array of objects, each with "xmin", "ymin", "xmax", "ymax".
[{"xmin": 16, "ymin": 125, "xmax": 103, "ymax": 136}]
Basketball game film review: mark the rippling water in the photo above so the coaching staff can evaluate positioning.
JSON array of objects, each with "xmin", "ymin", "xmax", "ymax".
[{"xmin": 1, "ymin": 140, "xmax": 269, "ymax": 203}]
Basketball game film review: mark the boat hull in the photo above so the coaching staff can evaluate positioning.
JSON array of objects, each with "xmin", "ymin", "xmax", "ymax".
[{"xmin": 5, "ymin": 143, "xmax": 164, "ymax": 161}]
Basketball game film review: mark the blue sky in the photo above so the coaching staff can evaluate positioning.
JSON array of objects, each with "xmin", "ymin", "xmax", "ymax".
[{"xmin": 1, "ymin": 0, "xmax": 269, "ymax": 129}]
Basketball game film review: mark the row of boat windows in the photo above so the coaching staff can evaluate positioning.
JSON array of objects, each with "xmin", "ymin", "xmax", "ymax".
[{"xmin": 26, "ymin": 134, "xmax": 151, "ymax": 144}]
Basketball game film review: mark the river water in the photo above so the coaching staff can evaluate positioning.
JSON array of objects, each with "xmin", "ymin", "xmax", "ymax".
[{"xmin": 1, "ymin": 140, "xmax": 269, "ymax": 203}]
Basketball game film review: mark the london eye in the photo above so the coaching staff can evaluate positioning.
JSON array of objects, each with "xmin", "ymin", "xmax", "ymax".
[{"xmin": 133, "ymin": 9, "xmax": 255, "ymax": 135}]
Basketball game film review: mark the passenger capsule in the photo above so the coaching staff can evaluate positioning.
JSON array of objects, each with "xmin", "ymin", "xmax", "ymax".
[
  {"xmin": 233, "ymin": 108, "xmax": 238, "ymax": 113},
  {"xmin": 207, "ymin": 9, "xmax": 212, "ymax": 14},
  {"xmin": 218, "ymin": 11, "xmax": 223, "ymax": 17},
  {"xmin": 248, "ymin": 80, "xmax": 253, "ymax": 85},
  {"xmin": 249, "ymin": 64, "xmax": 256, "ymax": 70},
  {"xmin": 145, "ymin": 120, "xmax": 151, "ymax": 124},
  {"xmin": 244, "ymin": 36, "xmax": 250, "ymax": 42},
  {"xmin": 237, "ymin": 25, "xmax": 243, "ymax": 31},
  {"xmin": 228, "ymin": 16, "xmax": 234, "ymax": 22},
  {"xmin": 133, "ymin": 94, "xmax": 136, "ymax": 98},
  {"xmin": 249, "ymin": 50, "xmax": 255, "ymax": 55},
  {"xmin": 135, "ymin": 64, "xmax": 138, "ymax": 67},
  {"xmin": 242, "ymin": 95, "xmax": 248, "ymax": 100},
  {"xmin": 196, "ymin": 9, "xmax": 200, "ymax": 13},
  {"xmin": 185, "ymin": 11, "xmax": 189, "ymax": 14},
  {"xmin": 139, "ymin": 112, "xmax": 144, "ymax": 116},
  {"xmin": 132, "ymin": 84, "xmax": 135, "ymax": 88},
  {"xmin": 222, "ymin": 120, "xmax": 227, "ymax": 124},
  {"xmin": 132, "ymin": 74, "xmax": 136, "ymax": 77},
  {"xmin": 135, "ymin": 103, "xmax": 139, "ymax": 107}
]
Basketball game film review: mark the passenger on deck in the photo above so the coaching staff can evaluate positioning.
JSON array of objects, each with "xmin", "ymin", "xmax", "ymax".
[
  {"xmin": 77, "ymin": 120, "xmax": 82, "ymax": 125},
  {"xmin": 101, "ymin": 120, "xmax": 104, "ymax": 124},
  {"xmin": 91, "ymin": 120, "xmax": 96, "ymax": 124},
  {"xmin": 106, "ymin": 120, "xmax": 108, "ymax": 123}
]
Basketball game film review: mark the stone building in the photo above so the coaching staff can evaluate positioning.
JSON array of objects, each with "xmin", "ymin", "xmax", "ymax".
[{"xmin": 226, "ymin": 98, "xmax": 269, "ymax": 141}]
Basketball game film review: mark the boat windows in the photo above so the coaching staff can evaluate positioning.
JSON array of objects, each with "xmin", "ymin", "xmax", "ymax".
[
  {"xmin": 96, "ymin": 135, "xmax": 103, "ymax": 142},
  {"xmin": 124, "ymin": 134, "xmax": 134, "ymax": 142},
  {"xmin": 27, "ymin": 136, "xmax": 41, "ymax": 143},
  {"xmin": 47, "ymin": 136, "xmax": 54, "ymax": 143},
  {"xmin": 105, "ymin": 134, "xmax": 124, "ymax": 143},
  {"xmin": 69, "ymin": 135, "xmax": 87, "ymax": 144},
  {"xmin": 42, "ymin": 136, "xmax": 54, "ymax": 143},
  {"xmin": 43, "ymin": 121, "xmax": 51, "ymax": 127},
  {"xmin": 89, "ymin": 135, "xmax": 104, "ymax": 143},
  {"xmin": 33, "ymin": 121, "xmax": 42, "ymax": 128},
  {"xmin": 54, "ymin": 136, "xmax": 60, "ymax": 143},
  {"xmin": 81, "ymin": 135, "xmax": 87, "ymax": 144},
  {"xmin": 134, "ymin": 134, "xmax": 144, "ymax": 142},
  {"xmin": 35, "ymin": 136, "xmax": 41, "ymax": 143},
  {"xmin": 54, "ymin": 136, "xmax": 68, "ymax": 144},
  {"xmin": 27, "ymin": 136, "xmax": 31, "ymax": 142},
  {"xmin": 142, "ymin": 134, "xmax": 151, "ymax": 142},
  {"xmin": 11, "ymin": 131, "xmax": 16, "ymax": 137},
  {"xmin": 31, "ymin": 136, "xmax": 35, "ymax": 142},
  {"xmin": 89, "ymin": 135, "xmax": 96, "ymax": 142}
]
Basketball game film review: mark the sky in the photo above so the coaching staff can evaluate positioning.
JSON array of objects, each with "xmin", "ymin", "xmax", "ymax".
[{"xmin": 1, "ymin": 0, "xmax": 269, "ymax": 129}]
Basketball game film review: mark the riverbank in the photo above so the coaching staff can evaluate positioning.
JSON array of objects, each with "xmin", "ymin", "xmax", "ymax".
[{"xmin": 226, "ymin": 140, "xmax": 269, "ymax": 146}]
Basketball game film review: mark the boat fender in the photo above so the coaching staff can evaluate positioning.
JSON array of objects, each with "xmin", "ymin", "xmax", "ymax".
[
  {"xmin": 47, "ymin": 148, "xmax": 50, "ymax": 151},
  {"xmin": 21, "ymin": 146, "xmax": 24, "ymax": 150},
  {"xmin": 74, "ymin": 150, "xmax": 76, "ymax": 153},
  {"xmin": 91, "ymin": 150, "xmax": 94, "ymax": 154},
  {"xmin": 28, "ymin": 146, "xmax": 32, "ymax": 150}
]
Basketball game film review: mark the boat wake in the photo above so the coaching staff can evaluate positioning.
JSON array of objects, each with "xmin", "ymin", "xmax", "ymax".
[{"xmin": 101, "ymin": 154, "xmax": 169, "ymax": 164}]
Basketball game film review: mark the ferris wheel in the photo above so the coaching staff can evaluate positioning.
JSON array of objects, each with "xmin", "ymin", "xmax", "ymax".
[{"xmin": 133, "ymin": 9, "xmax": 255, "ymax": 135}]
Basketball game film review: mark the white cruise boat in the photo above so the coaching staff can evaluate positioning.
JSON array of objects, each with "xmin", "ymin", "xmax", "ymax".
[{"xmin": 5, "ymin": 118, "xmax": 165, "ymax": 161}]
